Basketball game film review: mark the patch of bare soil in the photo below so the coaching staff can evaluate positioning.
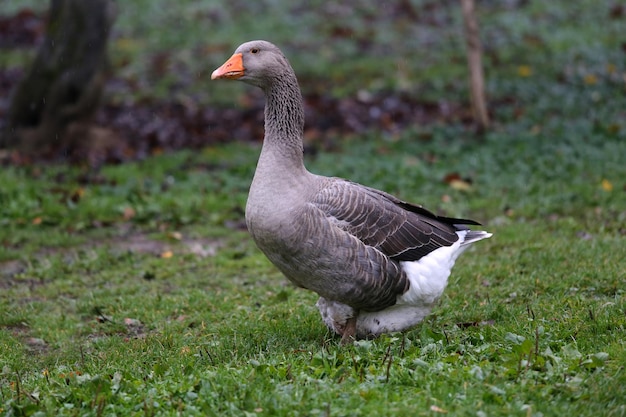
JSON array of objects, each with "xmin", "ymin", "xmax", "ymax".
[
  {"xmin": 0, "ymin": 232, "xmax": 223, "ymax": 279},
  {"xmin": 0, "ymin": 8, "xmax": 475, "ymax": 165},
  {"xmin": 0, "ymin": 232, "xmax": 222, "ymax": 352}
]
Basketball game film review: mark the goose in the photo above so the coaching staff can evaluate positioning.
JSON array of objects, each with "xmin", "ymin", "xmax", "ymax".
[{"xmin": 211, "ymin": 40, "xmax": 492, "ymax": 344}]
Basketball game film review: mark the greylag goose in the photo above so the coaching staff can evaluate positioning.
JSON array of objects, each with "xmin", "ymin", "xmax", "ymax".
[{"xmin": 212, "ymin": 40, "xmax": 492, "ymax": 343}]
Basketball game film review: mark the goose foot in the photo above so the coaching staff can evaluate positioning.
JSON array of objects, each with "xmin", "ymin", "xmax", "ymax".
[{"xmin": 340, "ymin": 316, "xmax": 357, "ymax": 345}]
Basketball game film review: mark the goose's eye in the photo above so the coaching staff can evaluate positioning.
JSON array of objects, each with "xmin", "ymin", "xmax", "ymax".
[{"xmin": 250, "ymin": 48, "xmax": 259, "ymax": 54}]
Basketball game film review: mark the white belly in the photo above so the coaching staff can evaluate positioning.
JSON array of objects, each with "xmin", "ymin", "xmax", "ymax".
[{"xmin": 317, "ymin": 230, "xmax": 483, "ymax": 338}]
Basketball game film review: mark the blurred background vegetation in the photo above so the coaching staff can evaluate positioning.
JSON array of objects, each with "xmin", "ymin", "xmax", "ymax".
[
  {"xmin": 1, "ymin": 0, "xmax": 623, "ymax": 149},
  {"xmin": 0, "ymin": 1, "xmax": 625, "ymax": 415}
]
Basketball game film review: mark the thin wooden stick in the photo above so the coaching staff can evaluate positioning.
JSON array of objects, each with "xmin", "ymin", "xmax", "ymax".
[{"xmin": 461, "ymin": 0, "xmax": 490, "ymax": 131}]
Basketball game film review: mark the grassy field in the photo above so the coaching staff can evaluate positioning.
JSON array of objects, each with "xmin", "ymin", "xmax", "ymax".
[{"xmin": 1, "ymin": 1, "xmax": 626, "ymax": 416}]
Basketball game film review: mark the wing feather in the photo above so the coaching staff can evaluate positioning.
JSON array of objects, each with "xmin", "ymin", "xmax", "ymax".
[
  {"xmin": 296, "ymin": 178, "xmax": 481, "ymax": 311},
  {"xmin": 313, "ymin": 179, "xmax": 471, "ymax": 262}
]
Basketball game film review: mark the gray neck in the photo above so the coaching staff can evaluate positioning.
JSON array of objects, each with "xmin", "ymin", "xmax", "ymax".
[
  {"xmin": 261, "ymin": 71, "xmax": 305, "ymax": 167},
  {"xmin": 246, "ymin": 71, "xmax": 309, "ymax": 224}
]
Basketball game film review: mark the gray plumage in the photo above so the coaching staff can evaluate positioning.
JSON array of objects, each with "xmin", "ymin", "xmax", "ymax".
[{"xmin": 212, "ymin": 40, "xmax": 492, "ymax": 341}]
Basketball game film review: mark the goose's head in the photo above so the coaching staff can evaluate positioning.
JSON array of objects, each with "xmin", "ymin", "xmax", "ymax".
[{"xmin": 211, "ymin": 40, "xmax": 293, "ymax": 89}]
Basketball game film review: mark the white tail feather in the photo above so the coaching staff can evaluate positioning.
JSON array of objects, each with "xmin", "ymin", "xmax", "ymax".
[{"xmin": 460, "ymin": 230, "xmax": 492, "ymax": 246}]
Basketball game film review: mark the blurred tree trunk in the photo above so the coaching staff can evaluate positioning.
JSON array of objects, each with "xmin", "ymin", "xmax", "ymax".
[
  {"xmin": 2, "ymin": 0, "xmax": 118, "ymax": 161},
  {"xmin": 461, "ymin": 0, "xmax": 490, "ymax": 131}
]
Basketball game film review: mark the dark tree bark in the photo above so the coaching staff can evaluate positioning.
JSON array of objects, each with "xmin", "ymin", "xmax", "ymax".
[
  {"xmin": 461, "ymin": 0, "xmax": 490, "ymax": 132},
  {"xmin": 2, "ymin": 0, "xmax": 118, "ymax": 161}
]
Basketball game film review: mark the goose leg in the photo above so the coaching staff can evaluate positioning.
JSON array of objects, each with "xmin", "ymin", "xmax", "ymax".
[{"xmin": 340, "ymin": 315, "xmax": 357, "ymax": 345}]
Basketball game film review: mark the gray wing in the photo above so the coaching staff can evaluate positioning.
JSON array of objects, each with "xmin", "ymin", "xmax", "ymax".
[
  {"xmin": 313, "ymin": 179, "xmax": 475, "ymax": 262},
  {"xmin": 299, "ymin": 178, "xmax": 479, "ymax": 311}
]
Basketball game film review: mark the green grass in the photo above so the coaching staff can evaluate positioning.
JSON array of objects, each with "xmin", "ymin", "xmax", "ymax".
[
  {"xmin": 1, "ymin": 133, "xmax": 624, "ymax": 416},
  {"xmin": 1, "ymin": 1, "xmax": 626, "ymax": 416}
]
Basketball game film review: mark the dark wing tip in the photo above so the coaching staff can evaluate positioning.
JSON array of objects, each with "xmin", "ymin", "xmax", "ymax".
[
  {"xmin": 397, "ymin": 202, "xmax": 482, "ymax": 227},
  {"xmin": 445, "ymin": 217, "xmax": 482, "ymax": 226}
]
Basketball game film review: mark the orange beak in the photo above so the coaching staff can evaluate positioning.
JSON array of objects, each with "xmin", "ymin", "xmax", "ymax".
[{"xmin": 211, "ymin": 53, "xmax": 244, "ymax": 80}]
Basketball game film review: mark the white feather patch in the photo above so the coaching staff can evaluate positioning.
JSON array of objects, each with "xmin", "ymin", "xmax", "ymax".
[
  {"xmin": 317, "ymin": 230, "xmax": 492, "ymax": 338},
  {"xmin": 397, "ymin": 230, "xmax": 469, "ymax": 306}
]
